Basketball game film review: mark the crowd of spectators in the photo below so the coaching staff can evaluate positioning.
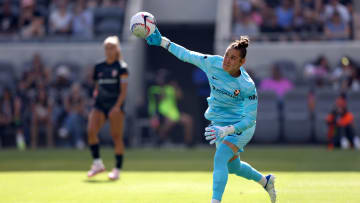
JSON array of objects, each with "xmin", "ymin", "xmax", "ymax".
[
  {"xmin": 232, "ymin": 0, "xmax": 355, "ymax": 41},
  {"xmin": 256, "ymin": 54, "xmax": 360, "ymax": 148},
  {"xmin": 303, "ymin": 55, "xmax": 360, "ymax": 91},
  {"xmin": 0, "ymin": 53, "xmax": 94, "ymax": 149},
  {"xmin": 0, "ymin": 0, "xmax": 127, "ymax": 40}
]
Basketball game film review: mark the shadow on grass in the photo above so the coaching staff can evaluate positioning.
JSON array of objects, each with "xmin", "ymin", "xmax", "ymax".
[{"xmin": 84, "ymin": 179, "xmax": 117, "ymax": 184}]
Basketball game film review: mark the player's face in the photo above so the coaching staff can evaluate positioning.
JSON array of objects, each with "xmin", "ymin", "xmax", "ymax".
[
  {"xmin": 223, "ymin": 48, "xmax": 244, "ymax": 73},
  {"xmin": 104, "ymin": 43, "xmax": 119, "ymax": 61}
]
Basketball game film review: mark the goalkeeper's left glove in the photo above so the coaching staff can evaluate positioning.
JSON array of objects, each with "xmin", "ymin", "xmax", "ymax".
[
  {"xmin": 146, "ymin": 28, "xmax": 171, "ymax": 49},
  {"xmin": 204, "ymin": 125, "xmax": 235, "ymax": 145}
]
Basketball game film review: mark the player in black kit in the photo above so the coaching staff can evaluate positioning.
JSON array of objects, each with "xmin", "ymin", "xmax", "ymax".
[{"xmin": 87, "ymin": 36, "xmax": 128, "ymax": 180}]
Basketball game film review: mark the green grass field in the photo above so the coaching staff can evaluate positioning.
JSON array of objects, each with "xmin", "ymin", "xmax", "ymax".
[{"xmin": 1, "ymin": 146, "xmax": 360, "ymax": 203}]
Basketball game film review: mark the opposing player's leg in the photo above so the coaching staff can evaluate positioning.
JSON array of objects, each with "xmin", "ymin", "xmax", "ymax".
[
  {"xmin": 108, "ymin": 109, "xmax": 125, "ymax": 180},
  {"xmin": 211, "ymin": 142, "xmax": 235, "ymax": 202},
  {"xmin": 87, "ymin": 108, "xmax": 106, "ymax": 177}
]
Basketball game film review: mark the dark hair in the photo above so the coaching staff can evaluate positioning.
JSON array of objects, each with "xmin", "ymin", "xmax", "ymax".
[{"xmin": 229, "ymin": 36, "xmax": 250, "ymax": 59}]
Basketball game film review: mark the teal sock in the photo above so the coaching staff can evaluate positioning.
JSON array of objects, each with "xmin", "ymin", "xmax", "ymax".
[
  {"xmin": 228, "ymin": 157, "xmax": 263, "ymax": 182},
  {"xmin": 212, "ymin": 143, "xmax": 234, "ymax": 201}
]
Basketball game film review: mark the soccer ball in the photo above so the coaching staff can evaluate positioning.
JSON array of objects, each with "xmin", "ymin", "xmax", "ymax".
[{"xmin": 130, "ymin": 11, "xmax": 156, "ymax": 39}]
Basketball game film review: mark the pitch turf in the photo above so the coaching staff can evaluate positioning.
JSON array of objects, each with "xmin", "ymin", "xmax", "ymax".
[{"xmin": 0, "ymin": 147, "xmax": 360, "ymax": 203}]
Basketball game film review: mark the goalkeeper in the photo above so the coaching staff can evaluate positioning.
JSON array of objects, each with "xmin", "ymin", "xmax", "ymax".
[{"xmin": 145, "ymin": 28, "xmax": 277, "ymax": 203}]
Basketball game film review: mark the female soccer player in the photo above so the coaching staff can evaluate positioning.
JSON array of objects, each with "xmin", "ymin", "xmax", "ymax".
[
  {"xmin": 87, "ymin": 36, "xmax": 128, "ymax": 180},
  {"xmin": 145, "ymin": 29, "xmax": 277, "ymax": 202}
]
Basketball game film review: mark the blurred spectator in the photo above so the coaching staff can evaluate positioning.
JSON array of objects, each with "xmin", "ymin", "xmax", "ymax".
[
  {"xmin": 344, "ymin": 1, "xmax": 354, "ymax": 39},
  {"xmin": 72, "ymin": 0, "xmax": 94, "ymax": 39},
  {"xmin": 49, "ymin": 65, "xmax": 72, "ymax": 137},
  {"xmin": 233, "ymin": 0, "xmax": 252, "ymax": 20},
  {"xmin": 232, "ymin": 11, "xmax": 259, "ymax": 40},
  {"xmin": 87, "ymin": 0, "xmax": 99, "ymax": 10},
  {"xmin": 326, "ymin": 94, "xmax": 360, "ymax": 150},
  {"xmin": 31, "ymin": 85, "xmax": 53, "ymax": 149},
  {"xmin": 49, "ymin": 0, "xmax": 72, "ymax": 35},
  {"xmin": 0, "ymin": 0, "xmax": 18, "ymax": 36},
  {"xmin": 18, "ymin": 0, "xmax": 45, "ymax": 39},
  {"xmin": 81, "ymin": 65, "xmax": 95, "ymax": 108},
  {"xmin": 58, "ymin": 83, "xmax": 86, "ymax": 149},
  {"xmin": 15, "ymin": 80, "xmax": 30, "ymax": 150},
  {"xmin": 292, "ymin": 9, "xmax": 305, "ymax": 34},
  {"xmin": 23, "ymin": 53, "xmax": 51, "ymax": 93},
  {"xmin": 275, "ymin": 0, "xmax": 294, "ymax": 31},
  {"xmin": 260, "ymin": 6, "xmax": 284, "ymax": 41},
  {"xmin": 148, "ymin": 69, "xmax": 193, "ymax": 147},
  {"xmin": 304, "ymin": 55, "xmax": 331, "ymax": 87},
  {"xmin": 94, "ymin": 0, "xmax": 125, "ymax": 37},
  {"xmin": 0, "ymin": 88, "xmax": 15, "ymax": 147},
  {"xmin": 260, "ymin": 64, "xmax": 293, "ymax": 142},
  {"xmin": 101, "ymin": 0, "xmax": 127, "ymax": 8},
  {"xmin": 260, "ymin": 64, "xmax": 294, "ymax": 98},
  {"xmin": 324, "ymin": 11, "xmax": 350, "ymax": 40},
  {"xmin": 332, "ymin": 56, "xmax": 359, "ymax": 91},
  {"xmin": 232, "ymin": 0, "xmax": 354, "ymax": 41},
  {"xmin": 324, "ymin": 0, "xmax": 350, "ymax": 24},
  {"xmin": 301, "ymin": 8, "xmax": 324, "ymax": 40}
]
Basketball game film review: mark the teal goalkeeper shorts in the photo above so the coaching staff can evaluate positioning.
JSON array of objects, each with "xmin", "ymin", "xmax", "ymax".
[{"xmin": 211, "ymin": 122, "xmax": 256, "ymax": 154}]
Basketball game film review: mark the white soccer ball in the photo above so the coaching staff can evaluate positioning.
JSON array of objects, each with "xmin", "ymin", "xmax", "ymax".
[{"xmin": 130, "ymin": 11, "xmax": 156, "ymax": 39}]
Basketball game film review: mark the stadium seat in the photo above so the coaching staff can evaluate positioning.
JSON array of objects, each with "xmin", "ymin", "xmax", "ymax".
[
  {"xmin": 314, "ymin": 89, "xmax": 339, "ymax": 142},
  {"xmin": 284, "ymin": 88, "xmax": 312, "ymax": 143},
  {"xmin": 274, "ymin": 59, "xmax": 299, "ymax": 84},
  {"xmin": 347, "ymin": 91, "xmax": 360, "ymax": 136},
  {"xmin": 254, "ymin": 91, "xmax": 279, "ymax": 143},
  {"xmin": 0, "ymin": 60, "xmax": 17, "ymax": 91}
]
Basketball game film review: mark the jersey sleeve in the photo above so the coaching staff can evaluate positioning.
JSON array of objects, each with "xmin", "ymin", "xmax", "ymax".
[
  {"xmin": 168, "ymin": 42, "xmax": 214, "ymax": 72},
  {"xmin": 119, "ymin": 67, "xmax": 129, "ymax": 76},
  {"xmin": 233, "ymin": 90, "xmax": 258, "ymax": 134}
]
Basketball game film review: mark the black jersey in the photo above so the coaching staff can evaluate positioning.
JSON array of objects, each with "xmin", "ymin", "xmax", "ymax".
[{"xmin": 93, "ymin": 61, "xmax": 128, "ymax": 104}]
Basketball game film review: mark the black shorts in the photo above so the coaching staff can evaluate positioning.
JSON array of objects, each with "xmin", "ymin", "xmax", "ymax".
[{"xmin": 94, "ymin": 99, "xmax": 125, "ymax": 118}]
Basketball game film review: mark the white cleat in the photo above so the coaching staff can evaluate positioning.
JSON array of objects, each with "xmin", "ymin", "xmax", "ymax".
[
  {"xmin": 108, "ymin": 168, "xmax": 120, "ymax": 180},
  {"xmin": 87, "ymin": 162, "xmax": 105, "ymax": 178},
  {"xmin": 264, "ymin": 174, "xmax": 276, "ymax": 203}
]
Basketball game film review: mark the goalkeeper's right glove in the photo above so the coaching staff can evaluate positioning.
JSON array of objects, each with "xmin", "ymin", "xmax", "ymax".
[{"xmin": 146, "ymin": 28, "xmax": 170, "ymax": 49}]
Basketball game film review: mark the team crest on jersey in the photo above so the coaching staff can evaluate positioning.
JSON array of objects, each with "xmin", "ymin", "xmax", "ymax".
[
  {"xmin": 112, "ymin": 69, "xmax": 118, "ymax": 77},
  {"xmin": 234, "ymin": 89, "xmax": 240, "ymax": 96}
]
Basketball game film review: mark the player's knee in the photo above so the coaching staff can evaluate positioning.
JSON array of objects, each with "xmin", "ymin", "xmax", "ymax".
[
  {"xmin": 87, "ymin": 127, "xmax": 96, "ymax": 136},
  {"xmin": 228, "ymin": 167, "xmax": 236, "ymax": 174},
  {"xmin": 214, "ymin": 151, "xmax": 227, "ymax": 167},
  {"xmin": 111, "ymin": 132, "xmax": 122, "ymax": 139}
]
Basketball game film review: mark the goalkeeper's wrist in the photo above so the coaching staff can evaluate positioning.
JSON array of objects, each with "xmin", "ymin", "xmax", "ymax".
[
  {"xmin": 223, "ymin": 125, "xmax": 235, "ymax": 136},
  {"xmin": 160, "ymin": 37, "xmax": 171, "ymax": 50}
]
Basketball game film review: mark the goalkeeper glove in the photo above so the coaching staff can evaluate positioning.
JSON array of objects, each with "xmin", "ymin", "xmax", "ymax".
[
  {"xmin": 204, "ymin": 125, "xmax": 235, "ymax": 145},
  {"xmin": 146, "ymin": 28, "xmax": 170, "ymax": 49}
]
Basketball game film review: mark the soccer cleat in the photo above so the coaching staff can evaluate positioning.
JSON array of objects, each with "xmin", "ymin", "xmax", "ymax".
[
  {"xmin": 87, "ymin": 162, "xmax": 105, "ymax": 178},
  {"xmin": 108, "ymin": 168, "xmax": 120, "ymax": 180},
  {"xmin": 264, "ymin": 174, "xmax": 276, "ymax": 203}
]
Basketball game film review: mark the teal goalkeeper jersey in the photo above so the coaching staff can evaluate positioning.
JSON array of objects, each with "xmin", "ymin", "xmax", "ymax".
[{"xmin": 168, "ymin": 42, "xmax": 258, "ymax": 134}]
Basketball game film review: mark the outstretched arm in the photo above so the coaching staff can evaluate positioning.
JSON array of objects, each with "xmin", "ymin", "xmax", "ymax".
[{"xmin": 146, "ymin": 28, "xmax": 213, "ymax": 71}]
